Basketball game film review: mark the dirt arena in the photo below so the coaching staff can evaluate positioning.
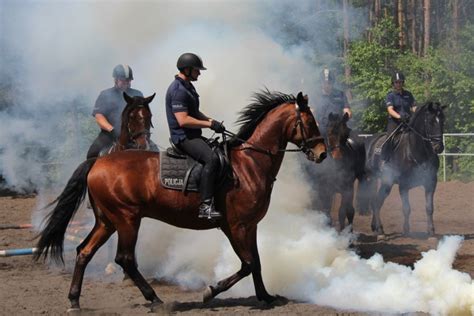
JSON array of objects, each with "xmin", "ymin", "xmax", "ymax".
[{"xmin": 1, "ymin": 180, "xmax": 473, "ymax": 315}]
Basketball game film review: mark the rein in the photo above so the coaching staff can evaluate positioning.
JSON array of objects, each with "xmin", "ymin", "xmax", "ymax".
[{"xmin": 224, "ymin": 104, "xmax": 323, "ymax": 158}]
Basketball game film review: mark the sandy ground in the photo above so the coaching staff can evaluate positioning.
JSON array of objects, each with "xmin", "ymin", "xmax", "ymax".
[{"xmin": 0, "ymin": 180, "xmax": 473, "ymax": 315}]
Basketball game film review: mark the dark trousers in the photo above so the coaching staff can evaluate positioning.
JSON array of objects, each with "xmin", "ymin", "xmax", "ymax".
[
  {"xmin": 177, "ymin": 137, "xmax": 220, "ymax": 201},
  {"xmin": 386, "ymin": 119, "xmax": 399, "ymax": 134},
  {"xmin": 86, "ymin": 130, "xmax": 114, "ymax": 159}
]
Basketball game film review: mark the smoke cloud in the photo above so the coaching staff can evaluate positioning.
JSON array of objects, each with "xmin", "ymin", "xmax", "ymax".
[{"xmin": 2, "ymin": 1, "xmax": 472, "ymax": 314}]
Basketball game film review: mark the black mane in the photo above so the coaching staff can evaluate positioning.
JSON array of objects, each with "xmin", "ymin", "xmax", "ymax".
[
  {"xmin": 410, "ymin": 101, "xmax": 443, "ymax": 126},
  {"xmin": 229, "ymin": 89, "xmax": 295, "ymax": 146}
]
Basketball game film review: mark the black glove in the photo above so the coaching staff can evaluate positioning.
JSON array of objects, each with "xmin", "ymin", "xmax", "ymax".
[
  {"xmin": 399, "ymin": 113, "xmax": 410, "ymax": 123},
  {"xmin": 103, "ymin": 128, "xmax": 117, "ymax": 141},
  {"xmin": 210, "ymin": 120, "xmax": 226, "ymax": 133}
]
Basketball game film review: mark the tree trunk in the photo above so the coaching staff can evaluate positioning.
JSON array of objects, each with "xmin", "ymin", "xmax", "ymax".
[
  {"xmin": 408, "ymin": 0, "xmax": 417, "ymax": 54},
  {"xmin": 452, "ymin": 0, "xmax": 459, "ymax": 49},
  {"xmin": 343, "ymin": 0, "xmax": 353, "ymax": 103},
  {"xmin": 397, "ymin": 0, "xmax": 406, "ymax": 49},
  {"xmin": 423, "ymin": 0, "xmax": 431, "ymax": 56},
  {"xmin": 375, "ymin": 0, "xmax": 381, "ymax": 23}
]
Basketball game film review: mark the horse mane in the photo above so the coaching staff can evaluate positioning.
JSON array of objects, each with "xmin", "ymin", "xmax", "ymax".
[
  {"xmin": 229, "ymin": 89, "xmax": 296, "ymax": 147},
  {"xmin": 410, "ymin": 101, "xmax": 443, "ymax": 126}
]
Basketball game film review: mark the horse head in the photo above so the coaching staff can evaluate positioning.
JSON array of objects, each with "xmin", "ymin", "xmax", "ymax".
[
  {"xmin": 290, "ymin": 92, "xmax": 327, "ymax": 163},
  {"xmin": 122, "ymin": 93, "xmax": 155, "ymax": 150},
  {"xmin": 412, "ymin": 101, "xmax": 446, "ymax": 154},
  {"xmin": 325, "ymin": 112, "xmax": 351, "ymax": 160}
]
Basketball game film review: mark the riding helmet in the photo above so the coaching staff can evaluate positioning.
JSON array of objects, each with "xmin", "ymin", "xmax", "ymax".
[
  {"xmin": 113, "ymin": 64, "xmax": 134, "ymax": 80},
  {"xmin": 320, "ymin": 68, "xmax": 335, "ymax": 83},
  {"xmin": 177, "ymin": 53, "xmax": 207, "ymax": 71},
  {"xmin": 391, "ymin": 72, "xmax": 405, "ymax": 83}
]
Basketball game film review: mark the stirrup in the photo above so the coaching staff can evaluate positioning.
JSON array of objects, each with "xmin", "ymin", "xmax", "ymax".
[{"xmin": 198, "ymin": 200, "xmax": 222, "ymax": 219}]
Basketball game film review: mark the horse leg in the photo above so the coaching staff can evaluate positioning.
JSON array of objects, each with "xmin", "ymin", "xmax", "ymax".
[
  {"xmin": 424, "ymin": 182, "xmax": 436, "ymax": 236},
  {"xmin": 68, "ymin": 222, "xmax": 115, "ymax": 310},
  {"xmin": 371, "ymin": 181, "xmax": 393, "ymax": 235},
  {"xmin": 340, "ymin": 189, "xmax": 355, "ymax": 232},
  {"xmin": 399, "ymin": 184, "xmax": 411, "ymax": 235},
  {"xmin": 114, "ymin": 222, "xmax": 163, "ymax": 309},
  {"xmin": 204, "ymin": 225, "xmax": 276, "ymax": 304}
]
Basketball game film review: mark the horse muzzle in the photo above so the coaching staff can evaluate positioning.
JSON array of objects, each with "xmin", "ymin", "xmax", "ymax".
[{"xmin": 433, "ymin": 142, "xmax": 444, "ymax": 154}]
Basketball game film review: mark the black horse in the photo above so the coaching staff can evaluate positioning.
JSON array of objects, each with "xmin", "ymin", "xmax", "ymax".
[
  {"xmin": 361, "ymin": 102, "xmax": 446, "ymax": 236},
  {"xmin": 305, "ymin": 112, "xmax": 367, "ymax": 230}
]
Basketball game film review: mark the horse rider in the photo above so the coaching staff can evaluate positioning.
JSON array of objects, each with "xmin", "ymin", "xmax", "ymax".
[
  {"xmin": 381, "ymin": 71, "xmax": 417, "ymax": 161},
  {"xmin": 314, "ymin": 67, "xmax": 352, "ymax": 138},
  {"xmin": 165, "ymin": 52, "xmax": 225, "ymax": 219},
  {"xmin": 86, "ymin": 64, "xmax": 144, "ymax": 159}
]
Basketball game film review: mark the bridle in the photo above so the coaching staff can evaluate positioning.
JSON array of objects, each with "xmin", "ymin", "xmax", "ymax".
[
  {"xmin": 404, "ymin": 110, "xmax": 443, "ymax": 150},
  {"xmin": 225, "ymin": 103, "xmax": 324, "ymax": 159},
  {"xmin": 127, "ymin": 105, "xmax": 153, "ymax": 142}
]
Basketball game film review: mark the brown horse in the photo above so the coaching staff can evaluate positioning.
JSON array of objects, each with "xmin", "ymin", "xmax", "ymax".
[
  {"xmin": 34, "ymin": 91, "xmax": 326, "ymax": 312},
  {"xmin": 105, "ymin": 92, "xmax": 155, "ymax": 154}
]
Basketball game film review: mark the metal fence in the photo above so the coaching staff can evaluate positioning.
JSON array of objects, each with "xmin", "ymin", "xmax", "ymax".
[
  {"xmin": 440, "ymin": 133, "xmax": 474, "ymax": 182},
  {"xmin": 357, "ymin": 132, "xmax": 474, "ymax": 182}
]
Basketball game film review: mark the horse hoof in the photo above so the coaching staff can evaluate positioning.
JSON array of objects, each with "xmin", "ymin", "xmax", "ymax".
[
  {"xmin": 203, "ymin": 286, "xmax": 215, "ymax": 303},
  {"xmin": 66, "ymin": 308, "xmax": 81, "ymax": 314},
  {"xmin": 151, "ymin": 301, "xmax": 174, "ymax": 313}
]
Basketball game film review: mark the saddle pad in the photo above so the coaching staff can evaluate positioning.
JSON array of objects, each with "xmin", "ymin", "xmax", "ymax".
[{"xmin": 160, "ymin": 153, "xmax": 202, "ymax": 192}]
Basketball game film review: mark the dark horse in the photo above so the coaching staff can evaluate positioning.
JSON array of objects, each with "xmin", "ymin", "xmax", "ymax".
[
  {"xmin": 104, "ymin": 92, "xmax": 155, "ymax": 154},
  {"xmin": 307, "ymin": 112, "xmax": 366, "ymax": 230},
  {"xmin": 362, "ymin": 102, "xmax": 446, "ymax": 236},
  {"xmin": 34, "ymin": 91, "xmax": 327, "ymax": 312}
]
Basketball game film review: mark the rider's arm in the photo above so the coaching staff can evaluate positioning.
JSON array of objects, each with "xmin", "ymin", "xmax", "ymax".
[
  {"xmin": 174, "ymin": 111, "xmax": 212, "ymax": 129},
  {"xmin": 94, "ymin": 113, "xmax": 114, "ymax": 132},
  {"xmin": 342, "ymin": 92, "xmax": 352, "ymax": 118},
  {"xmin": 387, "ymin": 105, "xmax": 402, "ymax": 119}
]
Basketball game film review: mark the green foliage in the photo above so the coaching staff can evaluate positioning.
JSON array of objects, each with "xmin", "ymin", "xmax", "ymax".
[{"xmin": 347, "ymin": 20, "xmax": 474, "ymax": 179}]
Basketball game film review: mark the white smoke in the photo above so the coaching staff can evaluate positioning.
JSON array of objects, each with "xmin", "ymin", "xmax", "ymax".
[{"xmin": 2, "ymin": 1, "xmax": 472, "ymax": 314}]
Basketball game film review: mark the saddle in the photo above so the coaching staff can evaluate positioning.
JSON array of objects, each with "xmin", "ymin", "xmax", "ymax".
[{"xmin": 160, "ymin": 138, "xmax": 231, "ymax": 193}]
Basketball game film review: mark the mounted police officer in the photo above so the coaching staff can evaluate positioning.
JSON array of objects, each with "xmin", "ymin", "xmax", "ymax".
[
  {"xmin": 165, "ymin": 53, "xmax": 225, "ymax": 219},
  {"xmin": 385, "ymin": 71, "xmax": 416, "ymax": 134},
  {"xmin": 86, "ymin": 64, "xmax": 144, "ymax": 159},
  {"xmin": 379, "ymin": 71, "xmax": 417, "ymax": 162},
  {"xmin": 314, "ymin": 68, "xmax": 352, "ymax": 138}
]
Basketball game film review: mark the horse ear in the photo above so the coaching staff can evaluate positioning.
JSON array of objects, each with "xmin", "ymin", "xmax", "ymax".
[
  {"xmin": 145, "ymin": 93, "xmax": 156, "ymax": 104},
  {"xmin": 427, "ymin": 102, "xmax": 433, "ymax": 111},
  {"xmin": 441, "ymin": 105, "xmax": 447, "ymax": 110},
  {"xmin": 296, "ymin": 92, "xmax": 308, "ymax": 110},
  {"xmin": 123, "ymin": 92, "xmax": 133, "ymax": 104}
]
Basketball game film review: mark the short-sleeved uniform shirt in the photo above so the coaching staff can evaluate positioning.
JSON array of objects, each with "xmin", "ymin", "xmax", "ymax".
[
  {"xmin": 314, "ymin": 88, "xmax": 350, "ymax": 135},
  {"xmin": 91, "ymin": 86, "xmax": 143, "ymax": 138},
  {"xmin": 166, "ymin": 76, "xmax": 202, "ymax": 144},
  {"xmin": 386, "ymin": 89, "xmax": 415, "ymax": 122}
]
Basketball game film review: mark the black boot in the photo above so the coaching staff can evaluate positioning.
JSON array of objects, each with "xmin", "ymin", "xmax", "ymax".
[{"xmin": 198, "ymin": 198, "xmax": 222, "ymax": 219}]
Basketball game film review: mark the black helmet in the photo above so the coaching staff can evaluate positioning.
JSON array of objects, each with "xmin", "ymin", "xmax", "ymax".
[
  {"xmin": 113, "ymin": 64, "xmax": 134, "ymax": 80},
  {"xmin": 320, "ymin": 68, "xmax": 335, "ymax": 83},
  {"xmin": 391, "ymin": 72, "xmax": 405, "ymax": 83},
  {"xmin": 177, "ymin": 53, "xmax": 207, "ymax": 71}
]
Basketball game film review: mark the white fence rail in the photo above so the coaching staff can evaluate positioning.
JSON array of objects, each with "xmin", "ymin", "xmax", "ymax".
[{"xmin": 356, "ymin": 132, "xmax": 474, "ymax": 182}]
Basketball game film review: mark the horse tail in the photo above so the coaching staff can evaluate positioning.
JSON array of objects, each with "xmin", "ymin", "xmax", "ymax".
[{"xmin": 33, "ymin": 158, "xmax": 97, "ymax": 264}]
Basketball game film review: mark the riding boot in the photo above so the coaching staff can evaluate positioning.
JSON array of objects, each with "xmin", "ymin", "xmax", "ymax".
[{"xmin": 198, "ymin": 198, "xmax": 222, "ymax": 219}]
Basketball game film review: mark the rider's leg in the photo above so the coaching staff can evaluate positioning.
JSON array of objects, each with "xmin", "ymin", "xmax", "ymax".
[
  {"xmin": 86, "ymin": 131, "xmax": 114, "ymax": 159},
  {"xmin": 177, "ymin": 137, "xmax": 221, "ymax": 218}
]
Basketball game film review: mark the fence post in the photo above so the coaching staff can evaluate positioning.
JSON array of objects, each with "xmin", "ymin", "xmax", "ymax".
[{"xmin": 443, "ymin": 134, "xmax": 446, "ymax": 182}]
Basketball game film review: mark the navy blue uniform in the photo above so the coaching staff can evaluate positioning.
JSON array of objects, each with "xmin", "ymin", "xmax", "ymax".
[
  {"xmin": 315, "ymin": 88, "xmax": 349, "ymax": 136},
  {"xmin": 166, "ymin": 76, "xmax": 202, "ymax": 144},
  {"xmin": 385, "ymin": 89, "xmax": 416, "ymax": 134},
  {"xmin": 165, "ymin": 75, "xmax": 219, "ymax": 202},
  {"xmin": 86, "ymin": 86, "xmax": 143, "ymax": 159}
]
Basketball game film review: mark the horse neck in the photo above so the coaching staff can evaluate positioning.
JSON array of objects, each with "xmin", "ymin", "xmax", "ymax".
[
  {"xmin": 235, "ymin": 106, "xmax": 292, "ymax": 176},
  {"xmin": 404, "ymin": 112, "xmax": 431, "ymax": 162}
]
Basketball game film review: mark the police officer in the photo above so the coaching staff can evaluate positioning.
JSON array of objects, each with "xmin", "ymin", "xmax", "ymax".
[
  {"xmin": 86, "ymin": 64, "xmax": 144, "ymax": 159},
  {"xmin": 385, "ymin": 71, "xmax": 416, "ymax": 134},
  {"xmin": 165, "ymin": 53, "xmax": 225, "ymax": 219},
  {"xmin": 315, "ymin": 68, "xmax": 352, "ymax": 137}
]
